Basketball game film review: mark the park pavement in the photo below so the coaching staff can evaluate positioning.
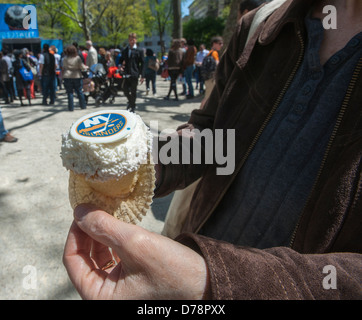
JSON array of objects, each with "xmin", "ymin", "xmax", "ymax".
[{"xmin": 0, "ymin": 76, "xmax": 203, "ymax": 299}]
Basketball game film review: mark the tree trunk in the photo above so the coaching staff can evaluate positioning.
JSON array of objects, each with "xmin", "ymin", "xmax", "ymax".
[
  {"xmin": 222, "ymin": 0, "xmax": 241, "ymax": 49},
  {"xmin": 172, "ymin": 0, "xmax": 182, "ymax": 39},
  {"xmin": 82, "ymin": 24, "xmax": 91, "ymax": 41},
  {"xmin": 159, "ymin": 34, "xmax": 166, "ymax": 57}
]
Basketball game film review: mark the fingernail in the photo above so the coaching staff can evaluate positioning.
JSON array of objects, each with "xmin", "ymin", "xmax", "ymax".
[{"xmin": 74, "ymin": 203, "xmax": 91, "ymax": 222}]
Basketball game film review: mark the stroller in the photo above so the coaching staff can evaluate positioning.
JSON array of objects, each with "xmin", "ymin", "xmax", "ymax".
[
  {"xmin": 82, "ymin": 64, "xmax": 123, "ymax": 107},
  {"xmin": 105, "ymin": 66, "xmax": 124, "ymax": 103}
]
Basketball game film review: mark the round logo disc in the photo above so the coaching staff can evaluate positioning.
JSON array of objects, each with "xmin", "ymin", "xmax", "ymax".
[{"xmin": 70, "ymin": 110, "xmax": 136, "ymax": 143}]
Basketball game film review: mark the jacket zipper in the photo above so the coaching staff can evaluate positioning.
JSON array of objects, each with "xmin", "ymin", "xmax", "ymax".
[
  {"xmin": 195, "ymin": 30, "xmax": 306, "ymax": 234},
  {"xmin": 289, "ymin": 56, "xmax": 362, "ymax": 249}
]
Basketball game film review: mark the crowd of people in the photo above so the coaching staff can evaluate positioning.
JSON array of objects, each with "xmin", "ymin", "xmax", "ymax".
[
  {"xmin": 0, "ymin": 0, "xmax": 263, "ymax": 144},
  {"xmin": 0, "ymin": 32, "xmax": 224, "ymax": 139},
  {"xmin": 162, "ymin": 37, "xmax": 224, "ymax": 101}
]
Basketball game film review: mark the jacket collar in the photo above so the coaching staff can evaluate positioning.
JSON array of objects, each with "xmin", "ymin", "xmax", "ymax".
[{"xmin": 258, "ymin": 0, "xmax": 317, "ymax": 45}]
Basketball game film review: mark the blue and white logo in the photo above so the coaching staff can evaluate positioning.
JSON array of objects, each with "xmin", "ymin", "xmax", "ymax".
[{"xmin": 70, "ymin": 110, "xmax": 136, "ymax": 143}]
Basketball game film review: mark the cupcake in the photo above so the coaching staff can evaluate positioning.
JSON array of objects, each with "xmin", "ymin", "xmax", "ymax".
[{"xmin": 61, "ymin": 110, "xmax": 155, "ymax": 223}]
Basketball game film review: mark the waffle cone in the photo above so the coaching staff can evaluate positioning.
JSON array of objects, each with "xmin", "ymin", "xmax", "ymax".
[{"xmin": 68, "ymin": 154, "xmax": 155, "ymax": 224}]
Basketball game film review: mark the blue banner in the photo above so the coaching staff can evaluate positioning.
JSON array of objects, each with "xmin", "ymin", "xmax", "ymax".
[
  {"xmin": 41, "ymin": 39, "xmax": 64, "ymax": 55},
  {"xmin": 0, "ymin": 4, "xmax": 39, "ymax": 39}
]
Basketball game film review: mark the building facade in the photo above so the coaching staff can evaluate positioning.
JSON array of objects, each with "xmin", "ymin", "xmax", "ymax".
[
  {"xmin": 188, "ymin": 0, "xmax": 231, "ymax": 19},
  {"xmin": 138, "ymin": 32, "xmax": 172, "ymax": 57}
]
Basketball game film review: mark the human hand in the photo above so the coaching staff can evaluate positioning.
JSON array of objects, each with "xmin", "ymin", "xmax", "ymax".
[
  {"xmin": 63, "ymin": 204, "xmax": 210, "ymax": 300},
  {"xmin": 140, "ymin": 77, "xmax": 145, "ymax": 84}
]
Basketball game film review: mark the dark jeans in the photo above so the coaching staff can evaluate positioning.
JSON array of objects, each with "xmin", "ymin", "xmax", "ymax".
[
  {"xmin": 63, "ymin": 78, "xmax": 86, "ymax": 111},
  {"xmin": 41, "ymin": 74, "xmax": 56, "ymax": 104},
  {"xmin": 195, "ymin": 66, "xmax": 204, "ymax": 92},
  {"xmin": 167, "ymin": 69, "xmax": 180, "ymax": 99},
  {"xmin": 5, "ymin": 79, "xmax": 15, "ymax": 101},
  {"xmin": 0, "ymin": 81, "xmax": 9, "ymax": 102},
  {"xmin": 123, "ymin": 77, "xmax": 139, "ymax": 110},
  {"xmin": 145, "ymin": 73, "xmax": 156, "ymax": 94}
]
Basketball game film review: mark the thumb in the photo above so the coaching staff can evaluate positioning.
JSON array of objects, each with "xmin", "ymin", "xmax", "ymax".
[{"xmin": 74, "ymin": 204, "xmax": 143, "ymax": 258}]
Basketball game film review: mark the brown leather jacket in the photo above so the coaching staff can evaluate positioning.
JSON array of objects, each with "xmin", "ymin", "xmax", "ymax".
[{"xmin": 155, "ymin": 0, "xmax": 362, "ymax": 299}]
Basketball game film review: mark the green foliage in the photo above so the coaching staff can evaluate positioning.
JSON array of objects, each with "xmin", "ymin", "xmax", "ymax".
[
  {"xmin": 148, "ymin": 0, "xmax": 173, "ymax": 55},
  {"xmin": 38, "ymin": 0, "xmax": 81, "ymax": 41},
  {"xmin": 182, "ymin": 16, "xmax": 226, "ymax": 49},
  {"xmin": 24, "ymin": 0, "xmax": 153, "ymax": 46},
  {"xmin": 92, "ymin": 0, "xmax": 151, "ymax": 48}
]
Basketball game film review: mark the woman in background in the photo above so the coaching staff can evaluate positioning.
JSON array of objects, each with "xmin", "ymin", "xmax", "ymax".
[
  {"xmin": 13, "ymin": 50, "xmax": 32, "ymax": 106},
  {"xmin": 144, "ymin": 48, "xmax": 159, "ymax": 96},
  {"xmin": 62, "ymin": 45, "xmax": 87, "ymax": 111},
  {"xmin": 164, "ymin": 39, "xmax": 184, "ymax": 101}
]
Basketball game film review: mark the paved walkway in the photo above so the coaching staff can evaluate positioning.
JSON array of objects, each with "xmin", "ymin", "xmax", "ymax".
[{"xmin": 0, "ymin": 77, "xmax": 203, "ymax": 299}]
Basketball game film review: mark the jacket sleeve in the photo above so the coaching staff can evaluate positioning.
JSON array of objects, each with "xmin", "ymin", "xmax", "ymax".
[
  {"xmin": 154, "ymin": 12, "xmax": 255, "ymax": 198},
  {"xmin": 177, "ymin": 233, "xmax": 362, "ymax": 300},
  {"xmin": 139, "ymin": 49, "xmax": 145, "ymax": 78}
]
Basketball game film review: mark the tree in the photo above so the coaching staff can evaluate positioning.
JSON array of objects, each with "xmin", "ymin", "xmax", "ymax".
[
  {"xmin": 94, "ymin": 0, "xmax": 151, "ymax": 48},
  {"xmin": 183, "ymin": 16, "xmax": 226, "ymax": 49},
  {"xmin": 172, "ymin": 0, "xmax": 182, "ymax": 39},
  {"xmin": 55, "ymin": 0, "xmax": 113, "ymax": 40},
  {"xmin": 37, "ymin": 0, "xmax": 80, "ymax": 41},
  {"xmin": 149, "ymin": 0, "xmax": 173, "ymax": 56}
]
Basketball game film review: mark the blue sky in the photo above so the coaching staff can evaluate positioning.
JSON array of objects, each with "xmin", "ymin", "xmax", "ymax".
[{"xmin": 181, "ymin": 0, "xmax": 193, "ymax": 17}]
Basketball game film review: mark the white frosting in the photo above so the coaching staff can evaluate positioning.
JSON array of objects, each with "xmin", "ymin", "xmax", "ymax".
[{"xmin": 61, "ymin": 114, "xmax": 152, "ymax": 181}]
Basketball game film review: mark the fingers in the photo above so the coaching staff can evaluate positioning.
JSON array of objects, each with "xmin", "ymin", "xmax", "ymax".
[
  {"xmin": 74, "ymin": 204, "xmax": 131, "ymax": 247},
  {"xmin": 63, "ymin": 221, "xmax": 108, "ymax": 298},
  {"xmin": 64, "ymin": 203, "xmax": 210, "ymax": 300},
  {"xmin": 91, "ymin": 240, "xmax": 115, "ymax": 271},
  {"xmin": 73, "ymin": 204, "xmax": 147, "ymax": 264}
]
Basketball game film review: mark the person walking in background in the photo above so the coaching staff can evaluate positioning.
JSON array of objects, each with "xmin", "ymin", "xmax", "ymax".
[
  {"xmin": 180, "ymin": 38, "xmax": 187, "ymax": 95},
  {"xmin": 28, "ymin": 51, "xmax": 39, "ymax": 95},
  {"xmin": 13, "ymin": 50, "xmax": 32, "ymax": 106},
  {"xmin": 98, "ymin": 48, "xmax": 107, "ymax": 72},
  {"xmin": 164, "ymin": 39, "xmax": 184, "ymax": 101},
  {"xmin": 195, "ymin": 44, "xmax": 209, "ymax": 95},
  {"xmin": 119, "ymin": 33, "xmax": 145, "ymax": 113},
  {"xmin": 39, "ymin": 44, "xmax": 56, "ymax": 106},
  {"xmin": 203, "ymin": 36, "xmax": 223, "ymax": 101},
  {"xmin": 22, "ymin": 48, "xmax": 37, "ymax": 99},
  {"xmin": 50, "ymin": 46, "xmax": 62, "ymax": 91},
  {"xmin": 183, "ymin": 39, "xmax": 197, "ymax": 99},
  {"xmin": 80, "ymin": 45, "xmax": 88, "ymax": 64},
  {"xmin": 35, "ymin": 52, "xmax": 42, "ymax": 94},
  {"xmin": 73, "ymin": 42, "xmax": 85, "ymax": 64},
  {"xmin": 144, "ymin": 49, "xmax": 159, "ymax": 97},
  {"xmin": 0, "ymin": 52, "xmax": 10, "ymax": 104},
  {"xmin": 61, "ymin": 45, "xmax": 87, "ymax": 112},
  {"xmin": 114, "ymin": 49, "xmax": 122, "ymax": 67},
  {"xmin": 2, "ymin": 49, "xmax": 15, "ymax": 102},
  {"xmin": 105, "ymin": 51, "xmax": 116, "ymax": 70},
  {"xmin": 85, "ymin": 40, "xmax": 98, "ymax": 68},
  {"xmin": 161, "ymin": 53, "xmax": 169, "ymax": 81}
]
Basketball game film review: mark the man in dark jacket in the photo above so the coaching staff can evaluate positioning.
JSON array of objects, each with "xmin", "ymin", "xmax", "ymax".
[
  {"xmin": 119, "ymin": 33, "xmax": 145, "ymax": 113},
  {"xmin": 63, "ymin": 0, "xmax": 362, "ymax": 300},
  {"xmin": 39, "ymin": 43, "xmax": 56, "ymax": 105}
]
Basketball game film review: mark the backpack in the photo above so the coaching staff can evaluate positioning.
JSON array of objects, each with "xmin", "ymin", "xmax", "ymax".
[
  {"xmin": 148, "ymin": 57, "xmax": 159, "ymax": 71},
  {"xmin": 200, "ymin": 51, "xmax": 217, "ymax": 80}
]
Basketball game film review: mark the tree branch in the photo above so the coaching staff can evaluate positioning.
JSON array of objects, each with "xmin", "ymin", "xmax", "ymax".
[
  {"xmin": 90, "ymin": 0, "xmax": 113, "ymax": 28},
  {"xmin": 61, "ymin": 0, "xmax": 79, "ymax": 21},
  {"xmin": 54, "ymin": 8, "xmax": 83, "ymax": 27}
]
